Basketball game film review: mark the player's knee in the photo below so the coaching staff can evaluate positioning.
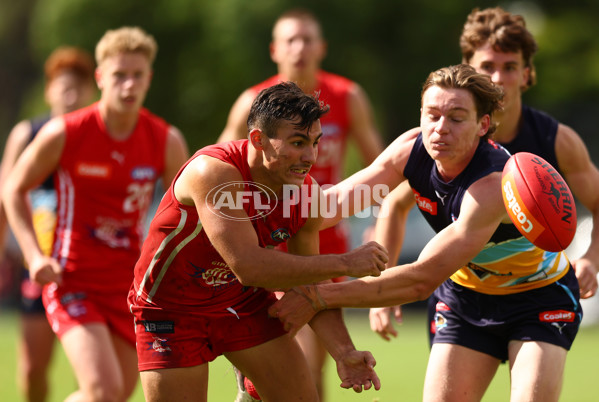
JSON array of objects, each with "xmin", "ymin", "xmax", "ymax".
[{"xmin": 83, "ymin": 379, "xmax": 125, "ymax": 402}]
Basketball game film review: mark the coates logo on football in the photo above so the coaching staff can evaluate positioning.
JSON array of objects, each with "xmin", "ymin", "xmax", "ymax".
[
  {"xmin": 539, "ymin": 310, "xmax": 576, "ymax": 323},
  {"xmin": 206, "ymin": 181, "xmax": 278, "ymax": 221}
]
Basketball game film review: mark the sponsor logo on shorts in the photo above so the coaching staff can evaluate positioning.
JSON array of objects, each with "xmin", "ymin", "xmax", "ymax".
[
  {"xmin": 434, "ymin": 313, "xmax": 447, "ymax": 331},
  {"xmin": 552, "ymin": 322, "xmax": 567, "ymax": 334},
  {"xmin": 539, "ymin": 310, "xmax": 575, "ymax": 322},
  {"xmin": 435, "ymin": 301, "xmax": 450, "ymax": 311},
  {"xmin": 66, "ymin": 302, "xmax": 87, "ymax": 318},
  {"xmin": 60, "ymin": 291, "xmax": 87, "ymax": 305},
  {"xmin": 148, "ymin": 336, "xmax": 172, "ymax": 354},
  {"xmin": 142, "ymin": 320, "xmax": 175, "ymax": 334}
]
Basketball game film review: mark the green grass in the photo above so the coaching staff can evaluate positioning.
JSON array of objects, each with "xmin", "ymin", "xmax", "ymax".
[{"xmin": 1, "ymin": 308, "xmax": 597, "ymax": 401}]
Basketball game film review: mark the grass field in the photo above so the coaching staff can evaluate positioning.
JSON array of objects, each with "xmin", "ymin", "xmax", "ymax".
[{"xmin": 0, "ymin": 308, "xmax": 597, "ymax": 401}]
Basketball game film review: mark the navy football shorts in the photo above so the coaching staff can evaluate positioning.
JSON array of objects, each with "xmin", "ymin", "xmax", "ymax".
[{"xmin": 428, "ymin": 268, "xmax": 581, "ymax": 362}]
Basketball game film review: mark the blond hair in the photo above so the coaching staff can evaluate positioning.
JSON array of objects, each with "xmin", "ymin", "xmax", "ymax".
[{"xmin": 95, "ymin": 26, "xmax": 157, "ymax": 66}]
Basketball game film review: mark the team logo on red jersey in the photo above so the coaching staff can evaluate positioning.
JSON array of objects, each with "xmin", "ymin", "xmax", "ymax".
[
  {"xmin": 271, "ymin": 228, "xmax": 290, "ymax": 242},
  {"xmin": 131, "ymin": 166, "xmax": 157, "ymax": 181},
  {"xmin": 75, "ymin": 162, "xmax": 111, "ymax": 178},
  {"xmin": 413, "ymin": 190, "xmax": 437, "ymax": 215},
  {"xmin": 539, "ymin": 310, "xmax": 576, "ymax": 322}
]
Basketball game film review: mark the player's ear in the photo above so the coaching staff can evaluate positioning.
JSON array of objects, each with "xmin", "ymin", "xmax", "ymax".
[
  {"xmin": 269, "ymin": 41, "xmax": 276, "ymax": 62},
  {"xmin": 95, "ymin": 67, "xmax": 103, "ymax": 90},
  {"xmin": 318, "ymin": 39, "xmax": 328, "ymax": 61},
  {"xmin": 249, "ymin": 129, "xmax": 264, "ymax": 150},
  {"xmin": 478, "ymin": 114, "xmax": 491, "ymax": 137},
  {"xmin": 521, "ymin": 66, "xmax": 531, "ymax": 91}
]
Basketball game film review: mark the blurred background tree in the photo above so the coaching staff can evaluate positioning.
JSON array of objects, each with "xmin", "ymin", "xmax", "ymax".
[{"xmin": 1, "ymin": 0, "xmax": 598, "ymax": 159}]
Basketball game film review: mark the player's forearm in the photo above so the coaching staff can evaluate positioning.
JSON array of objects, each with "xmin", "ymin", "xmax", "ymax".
[
  {"xmin": 582, "ymin": 211, "xmax": 599, "ymax": 268},
  {"xmin": 2, "ymin": 190, "xmax": 43, "ymax": 265},
  {"xmin": 318, "ymin": 266, "xmax": 434, "ymax": 309},
  {"xmin": 309, "ymin": 309, "xmax": 356, "ymax": 361},
  {"xmin": 229, "ymin": 248, "xmax": 348, "ymax": 288}
]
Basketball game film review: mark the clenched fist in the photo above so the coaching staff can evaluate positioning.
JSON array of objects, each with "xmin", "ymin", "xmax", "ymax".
[{"xmin": 340, "ymin": 241, "xmax": 388, "ymax": 278}]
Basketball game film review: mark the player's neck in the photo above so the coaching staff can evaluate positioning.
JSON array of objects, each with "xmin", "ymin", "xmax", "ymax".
[
  {"xmin": 493, "ymin": 101, "xmax": 523, "ymax": 144},
  {"xmin": 98, "ymin": 101, "xmax": 139, "ymax": 141}
]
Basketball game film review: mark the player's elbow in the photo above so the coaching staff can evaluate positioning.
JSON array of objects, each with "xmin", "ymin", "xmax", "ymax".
[
  {"xmin": 227, "ymin": 261, "xmax": 261, "ymax": 287},
  {"xmin": 1, "ymin": 179, "xmax": 18, "ymax": 210},
  {"xmin": 411, "ymin": 280, "xmax": 437, "ymax": 301},
  {"xmin": 233, "ymin": 271, "xmax": 257, "ymax": 287}
]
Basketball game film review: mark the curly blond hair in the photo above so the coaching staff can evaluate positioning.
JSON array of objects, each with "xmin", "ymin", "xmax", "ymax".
[{"xmin": 95, "ymin": 26, "xmax": 157, "ymax": 66}]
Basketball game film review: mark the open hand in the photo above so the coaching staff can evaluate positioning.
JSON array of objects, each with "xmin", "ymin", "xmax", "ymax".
[
  {"xmin": 369, "ymin": 305, "xmax": 403, "ymax": 341},
  {"xmin": 336, "ymin": 349, "xmax": 381, "ymax": 393},
  {"xmin": 572, "ymin": 257, "xmax": 598, "ymax": 298}
]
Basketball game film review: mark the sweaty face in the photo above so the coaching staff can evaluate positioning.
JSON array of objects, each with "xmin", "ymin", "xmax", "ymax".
[
  {"xmin": 270, "ymin": 18, "xmax": 326, "ymax": 81},
  {"xmin": 420, "ymin": 86, "xmax": 488, "ymax": 179},
  {"xmin": 96, "ymin": 52, "xmax": 152, "ymax": 114},
  {"xmin": 468, "ymin": 43, "xmax": 530, "ymax": 116},
  {"xmin": 45, "ymin": 71, "xmax": 96, "ymax": 115},
  {"xmin": 261, "ymin": 118, "xmax": 322, "ymax": 189}
]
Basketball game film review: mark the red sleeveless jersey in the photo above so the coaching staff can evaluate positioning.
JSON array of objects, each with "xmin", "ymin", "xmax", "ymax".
[
  {"xmin": 129, "ymin": 140, "xmax": 314, "ymax": 314},
  {"xmin": 54, "ymin": 103, "xmax": 169, "ymax": 292},
  {"xmin": 252, "ymin": 71, "xmax": 353, "ymax": 186}
]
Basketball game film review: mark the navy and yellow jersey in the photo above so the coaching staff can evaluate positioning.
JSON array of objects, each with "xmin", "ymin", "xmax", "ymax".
[
  {"xmin": 29, "ymin": 115, "xmax": 57, "ymax": 257},
  {"xmin": 29, "ymin": 115, "xmax": 55, "ymax": 191},
  {"xmin": 404, "ymin": 134, "xmax": 569, "ymax": 295}
]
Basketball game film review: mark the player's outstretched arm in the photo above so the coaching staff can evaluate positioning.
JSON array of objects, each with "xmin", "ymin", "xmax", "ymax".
[
  {"xmin": 175, "ymin": 155, "xmax": 388, "ymax": 289},
  {"xmin": 271, "ymin": 172, "xmax": 508, "ymax": 333},
  {"xmin": 321, "ymin": 128, "xmax": 418, "ymax": 231}
]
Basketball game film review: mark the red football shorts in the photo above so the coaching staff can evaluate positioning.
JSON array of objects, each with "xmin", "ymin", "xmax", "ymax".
[
  {"xmin": 130, "ymin": 294, "xmax": 287, "ymax": 371},
  {"xmin": 43, "ymin": 282, "xmax": 135, "ymax": 346}
]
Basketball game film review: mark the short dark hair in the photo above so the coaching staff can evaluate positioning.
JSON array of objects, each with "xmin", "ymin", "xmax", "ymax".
[
  {"xmin": 422, "ymin": 64, "xmax": 504, "ymax": 140},
  {"xmin": 247, "ymin": 81, "xmax": 329, "ymax": 138}
]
